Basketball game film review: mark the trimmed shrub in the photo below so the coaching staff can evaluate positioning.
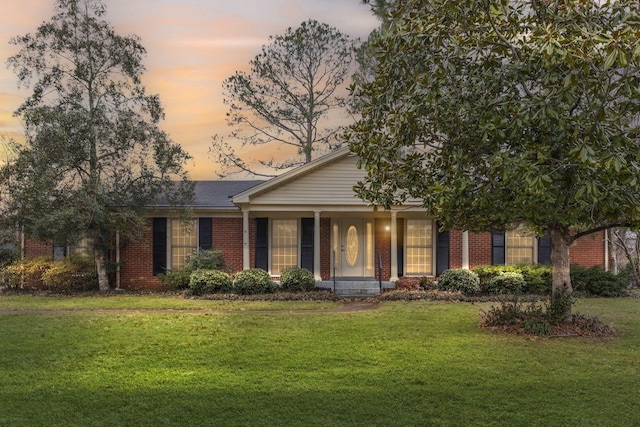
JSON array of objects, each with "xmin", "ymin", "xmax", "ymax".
[
  {"xmin": 570, "ymin": 265, "xmax": 627, "ymax": 297},
  {"xmin": 1, "ymin": 257, "xmax": 98, "ymax": 290},
  {"xmin": 484, "ymin": 272, "xmax": 526, "ymax": 295},
  {"xmin": 437, "ymin": 269, "xmax": 480, "ymax": 295},
  {"xmin": 519, "ymin": 264, "xmax": 552, "ymax": 295},
  {"xmin": 41, "ymin": 257, "xmax": 97, "ymax": 291},
  {"xmin": 185, "ymin": 249, "xmax": 227, "ymax": 272},
  {"xmin": 233, "ymin": 269, "xmax": 275, "ymax": 295},
  {"xmin": 394, "ymin": 276, "xmax": 437, "ymax": 291},
  {"xmin": 419, "ymin": 276, "xmax": 437, "ymax": 290},
  {"xmin": 394, "ymin": 276, "xmax": 421, "ymax": 291},
  {"xmin": 189, "ymin": 269, "xmax": 233, "ymax": 296},
  {"xmin": 473, "ymin": 265, "xmax": 520, "ymax": 286},
  {"xmin": 159, "ymin": 250, "xmax": 228, "ymax": 291},
  {"xmin": 0, "ymin": 257, "xmax": 53, "ymax": 289},
  {"xmin": 473, "ymin": 264, "xmax": 552, "ymax": 295},
  {"xmin": 280, "ymin": 267, "xmax": 315, "ymax": 292},
  {"xmin": 159, "ymin": 269, "xmax": 192, "ymax": 290}
]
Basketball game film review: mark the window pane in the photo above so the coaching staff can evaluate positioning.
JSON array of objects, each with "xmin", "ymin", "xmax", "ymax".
[
  {"xmin": 506, "ymin": 228, "xmax": 534, "ymax": 264},
  {"xmin": 406, "ymin": 247, "xmax": 432, "ymax": 275},
  {"xmin": 272, "ymin": 219, "xmax": 298, "ymax": 274},
  {"xmin": 69, "ymin": 235, "xmax": 94, "ymax": 258},
  {"xmin": 171, "ymin": 219, "xmax": 197, "ymax": 247},
  {"xmin": 172, "ymin": 246, "xmax": 196, "ymax": 270},
  {"xmin": 406, "ymin": 219, "xmax": 433, "ymax": 275},
  {"xmin": 171, "ymin": 219, "xmax": 197, "ymax": 269}
]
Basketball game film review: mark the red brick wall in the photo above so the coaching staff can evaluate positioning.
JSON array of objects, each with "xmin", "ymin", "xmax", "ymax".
[
  {"xmin": 25, "ymin": 238, "xmax": 52, "ymax": 258},
  {"xmin": 469, "ymin": 232, "xmax": 492, "ymax": 268},
  {"xmin": 462, "ymin": 230, "xmax": 605, "ymax": 269},
  {"xmin": 320, "ymin": 218, "xmax": 331, "ymax": 280},
  {"xmin": 375, "ymin": 218, "xmax": 392, "ymax": 280},
  {"xmin": 23, "ymin": 217, "xmax": 609, "ymax": 290},
  {"xmin": 119, "ymin": 220, "xmax": 161, "ymax": 290},
  {"xmin": 570, "ymin": 230, "xmax": 605, "ymax": 268},
  {"xmin": 213, "ymin": 218, "xmax": 243, "ymax": 273},
  {"xmin": 449, "ymin": 229, "xmax": 463, "ymax": 269}
]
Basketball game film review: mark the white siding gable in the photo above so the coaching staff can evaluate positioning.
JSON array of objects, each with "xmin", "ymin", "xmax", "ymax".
[{"xmin": 250, "ymin": 154, "xmax": 366, "ymax": 206}]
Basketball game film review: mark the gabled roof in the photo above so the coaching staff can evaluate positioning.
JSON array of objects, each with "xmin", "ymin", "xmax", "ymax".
[{"xmin": 232, "ymin": 147, "xmax": 353, "ymax": 204}]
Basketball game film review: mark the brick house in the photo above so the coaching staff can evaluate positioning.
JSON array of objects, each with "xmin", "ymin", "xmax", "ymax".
[{"xmin": 23, "ymin": 148, "xmax": 607, "ymax": 290}]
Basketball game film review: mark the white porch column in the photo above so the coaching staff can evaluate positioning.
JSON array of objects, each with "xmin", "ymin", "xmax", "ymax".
[
  {"xmin": 604, "ymin": 229, "xmax": 610, "ymax": 272},
  {"xmin": 390, "ymin": 211, "xmax": 398, "ymax": 281},
  {"xmin": 242, "ymin": 209, "xmax": 250, "ymax": 270},
  {"xmin": 314, "ymin": 210, "xmax": 322, "ymax": 280},
  {"xmin": 462, "ymin": 230, "xmax": 469, "ymax": 270}
]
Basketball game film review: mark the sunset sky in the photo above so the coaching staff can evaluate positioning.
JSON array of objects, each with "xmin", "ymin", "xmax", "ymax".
[{"xmin": 0, "ymin": 0, "xmax": 379, "ymax": 179}]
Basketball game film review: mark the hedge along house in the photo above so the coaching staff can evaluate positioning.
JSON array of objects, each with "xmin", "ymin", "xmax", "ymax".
[{"xmin": 22, "ymin": 147, "xmax": 608, "ymax": 292}]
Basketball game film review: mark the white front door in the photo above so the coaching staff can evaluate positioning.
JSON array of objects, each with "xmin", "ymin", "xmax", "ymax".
[{"xmin": 340, "ymin": 218, "xmax": 364, "ymax": 277}]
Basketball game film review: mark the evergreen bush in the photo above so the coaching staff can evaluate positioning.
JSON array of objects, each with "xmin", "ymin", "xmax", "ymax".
[
  {"xmin": 233, "ymin": 269, "xmax": 275, "ymax": 295},
  {"xmin": 189, "ymin": 269, "xmax": 233, "ymax": 296},
  {"xmin": 518, "ymin": 264, "xmax": 552, "ymax": 295},
  {"xmin": 570, "ymin": 265, "xmax": 627, "ymax": 297},
  {"xmin": 159, "ymin": 269, "xmax": 192, "ymax": 290},
  {"xmin": 484, "ymin": 271, "xmax": 526, "ymax": 295},
  {"xmin": 419, "ymin": 276, "xmax": 437, "ymax": 290},
  {"xmin": 473, "ymin": 264, "xmax": 552, "ymax": 295},
  {"xmin": 437, "ymin": 269, "xmax": 480, "ymax": 295},
  {"xmin": 185, "ymin": 249, "xmax": 227, "ymax": 272},
  {"xmin": 473, "ymin": 265, "xmax": 520, "ymax": 286},
  {"xmin": 280, "ymin": 266, "xmax": 315, "ymax": 292}
]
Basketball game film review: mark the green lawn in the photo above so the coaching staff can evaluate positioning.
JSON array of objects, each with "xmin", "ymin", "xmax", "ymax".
[{"xmin": 0, "ymin": 296, "xmax": 638, "ymax": 426}]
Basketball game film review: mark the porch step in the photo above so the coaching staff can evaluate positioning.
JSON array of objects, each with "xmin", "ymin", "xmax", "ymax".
[{"xmin": 317, "ymin": 280, "xmax": 394, "ymax": 298}]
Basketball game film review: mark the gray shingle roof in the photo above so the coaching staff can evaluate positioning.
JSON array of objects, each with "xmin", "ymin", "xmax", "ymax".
[
  {"xmin": 192, "ymin": 180, "xmax": 264, "ymax": 208},
  {"xmin": 156, "ymin": 180, "xmax": 264, "ymax": 209}
]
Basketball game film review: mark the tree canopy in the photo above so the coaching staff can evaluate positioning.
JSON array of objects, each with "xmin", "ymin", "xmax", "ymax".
[
  {"xmin": 348, "ymin": 0, "xmax": 640, "ymax": 306},
  {"xmin": 2, "ymin": 0, "xmax": 192, "ymax": 290},
  {"xmin": 211, "ymin": 19, "xmax": 358, "ymax": 177}
]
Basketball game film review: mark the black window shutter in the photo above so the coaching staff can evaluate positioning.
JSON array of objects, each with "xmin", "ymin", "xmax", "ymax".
[
  {"xmin": 538, "ymin": 234, "xmax": 551, "ymax": 264},
  {"xmin": 255, "ymin": 218, "xmax": 269, "ymax": 270},
  {"xmin": 198, "ymin": 218, "xmax": 212, "ymax": 250},
  {"xmin": 436, "ymin": 225, "xmax": 450, "ymax": 275},
  {"xmin": 492, "ymin": 230, "xmax": 506, "ymax": 265},
  {"xmin": 300, "ymin": 218, "xmax": 314, "ymax": 272},
  {"xmin": 397, "ymin": 219, "xmax": 404, "ymax": 277},
  {"xmin": 152, "ymin": 218, "xmax": 167, "ymax": 275}
]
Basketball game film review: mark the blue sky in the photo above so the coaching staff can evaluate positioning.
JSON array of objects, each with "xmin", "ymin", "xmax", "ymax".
[{"xmin": 0, "ymin": 0, "xmax": 378, "ymax": 178}]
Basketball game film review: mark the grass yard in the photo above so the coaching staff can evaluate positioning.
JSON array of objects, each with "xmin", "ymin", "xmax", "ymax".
[{"xmin": 0, "ymin": 296, "xmax": 639, "ymax": 426}]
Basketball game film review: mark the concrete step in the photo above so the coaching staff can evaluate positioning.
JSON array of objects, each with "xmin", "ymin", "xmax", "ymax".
[{"xmin": 318, "ymin": 280, "xmax": 393, "ymax": 297}]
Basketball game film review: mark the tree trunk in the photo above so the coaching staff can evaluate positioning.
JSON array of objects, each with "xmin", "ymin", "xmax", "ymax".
[
  {"xmin": 549, "ymin": 226, "xmax": 572, "ymax": 318},
  {"xmin": 94, "ymin": 248, "xmax": 110, "ymax": 291}
]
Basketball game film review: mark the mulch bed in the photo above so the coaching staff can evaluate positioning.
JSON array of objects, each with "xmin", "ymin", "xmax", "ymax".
[{"xmin": 482, "ymin": 314, "xmax": 618, "ymax": 339}]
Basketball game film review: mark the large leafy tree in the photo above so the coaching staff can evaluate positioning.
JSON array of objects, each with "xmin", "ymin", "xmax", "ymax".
[
  {"xmin": 2, "ymin": 0, "xmax": 192, "ymax": 290},
  {"xmin": 348, "ymin": 0, "xmax": 640, "ymax": 312},
  {"xmin": 211, "ymin": 20, "xmax": 358, "ymax": 177}
]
